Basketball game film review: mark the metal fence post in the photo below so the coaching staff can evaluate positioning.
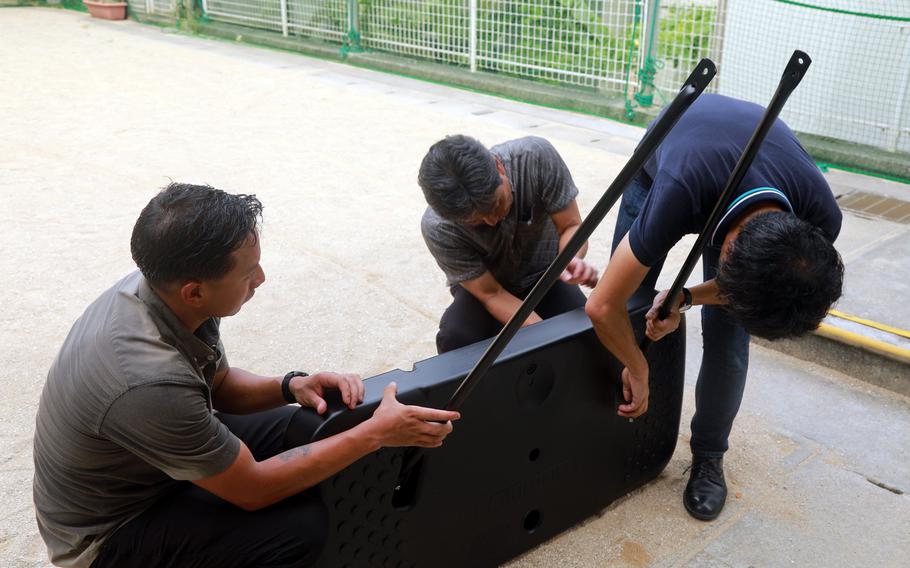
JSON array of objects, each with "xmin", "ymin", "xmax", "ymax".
[
  {"xmin": 469, "ymin": 0, "xmax": 477, "ymax": 72},
  {"xmin": 635, "ymin": 0, "xmax": 661, "ymax": 108},
  {"xmin": 279, "ymin": 0, "xmax": 289, "ymax": 37},
  {"xmin": 623, "ymin": 0, "xmax": 644, "ymax": 118},
  {"xmin": 342, "ymin": 0, "xmax": 364, "ymax": 55}
]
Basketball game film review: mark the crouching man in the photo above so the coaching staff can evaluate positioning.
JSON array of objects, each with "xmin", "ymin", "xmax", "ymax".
[{"xmin": 33, "ymin": 183, "xmax": 459, "ymax": 568}]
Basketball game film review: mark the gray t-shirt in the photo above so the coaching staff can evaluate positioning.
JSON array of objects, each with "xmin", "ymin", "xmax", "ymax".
[
  {"xmin": 421, "ymin": 136, "xmax": 579, "ymax": 293},
  {"xmin": 33, "ymin": 271, "xmax": 240, "ymax": 568}
]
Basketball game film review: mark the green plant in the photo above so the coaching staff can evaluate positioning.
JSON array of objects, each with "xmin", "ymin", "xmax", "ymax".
[{"xmin": 658, "ymin": 4, "xmax": 716, "ymax": 72}]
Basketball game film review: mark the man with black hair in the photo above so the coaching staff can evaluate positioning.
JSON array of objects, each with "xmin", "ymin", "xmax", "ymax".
[
  {"xmin": 419, "ymin": 135, "xmax": 599, "ymax": 353},
  {"xmin": 585, "ymin": 94, "xmax": 843, "ymax": 522},
  {"xmin": 33, "ymin": 183, "xmax": 460, "ymax": 568}
]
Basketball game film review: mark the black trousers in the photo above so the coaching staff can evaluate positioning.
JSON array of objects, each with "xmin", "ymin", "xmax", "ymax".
[
  {"xmin": 91, "ymin": 406, "xmax": 327, "ymax": 568},
  {"xmin": 436, "ymin": 280, "xmax": 587, "ymax": 354}
]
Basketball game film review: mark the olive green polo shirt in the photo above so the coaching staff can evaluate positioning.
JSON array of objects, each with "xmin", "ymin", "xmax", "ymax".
[{"xmin": 33, "ymin": 271, "xmax": 241, "ymax": 567}]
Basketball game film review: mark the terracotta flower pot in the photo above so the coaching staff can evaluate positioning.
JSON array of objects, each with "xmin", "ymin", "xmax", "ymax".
[{"xmin": 84, "ymin": 0, "xmax": 128, "ymax": 21}]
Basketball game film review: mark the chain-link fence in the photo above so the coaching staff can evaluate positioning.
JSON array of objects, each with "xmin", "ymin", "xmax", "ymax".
[
  {"xmin": 197, "ymin": 0, "xmax": 910, "ymax": 158},
  {"xmin": 358, "ymin": 1, "xmax": 469, "ymax": 65},
  {"xmin": 202, "ymin": 0, "xmax": 286, "ymax": 33},
  {"xmin": 473, "ymin": 1, "xmax": 639, "ymax": 89},
  {"xmin": 651, "ymin": 1, "xmax": 725, "ymax": 99},
  {"xmin": 128, "ymin": 0, "xmax": 177, "ymax": 17},
  {"xmin": 287, "ymin": 0, "xmax": 347, "ymax": 41},
  {"xmin": 200, "ymin": 0, "xmax": 346, "ymax": 38},
  {"xmin": 718, "ymin": 0, "xmax": 910, "ymax": 154},
  {"xmin": 197, "ymin": 1, "xmax": 727, "ymax": 98},
  {"xmin": 200, "ymin": 1, "xmax": 654, "ymax": 89}
]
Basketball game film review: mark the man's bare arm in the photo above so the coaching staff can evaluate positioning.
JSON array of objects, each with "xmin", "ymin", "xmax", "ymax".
[
  {"xmin": 550, "ymin": 199, "xmax": 587, "ymax": 258},
  {"xmin": 211, "ymin": 367, "xmax": 285, "ymax": 414},
  {"xmin": 460, "ymin": 271, "xmax": 542, "ymax": 327},
  {"xmin": 212, "ymin": 368, "xmax": 364, "ymax": 415},
  {"xmin": 584, "ymin": 234, "xmax": 651, "ymax": 417},
  {"xmin": 646, "ymin": 279, "xmax": 724, "ymax": 340},
  {"xmin": 195, "ymin": 383, "xmax": 459, "ymax": 510},
  {"xmin": 550, "ymin": 199, "xmax": 598, "ymax": 287}
]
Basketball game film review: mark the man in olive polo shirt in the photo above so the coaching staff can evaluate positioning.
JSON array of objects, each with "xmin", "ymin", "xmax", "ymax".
[{"xmin": 33, "ymin": 183, "xmax": 460, "ymax": 568}]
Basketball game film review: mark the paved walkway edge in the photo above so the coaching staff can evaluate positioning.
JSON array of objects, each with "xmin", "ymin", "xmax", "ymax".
[{"xmin": 755, "ymin": 310, "xmax": 910, "ymax": 398}]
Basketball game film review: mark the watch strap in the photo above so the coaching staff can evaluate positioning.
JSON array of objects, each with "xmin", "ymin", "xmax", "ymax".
[
  {"xmin": 679, "ymin": 287, "xmax": 693, "ymax": 312},
  {"xmin": 281, "ymin": 371, "xmax": 309, "ymax": 404}
]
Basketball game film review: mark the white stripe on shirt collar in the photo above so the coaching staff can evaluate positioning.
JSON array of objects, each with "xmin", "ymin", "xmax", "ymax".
[{"xmin": 710, "ymin": 187, "xmax": 793, "ymax": 246}]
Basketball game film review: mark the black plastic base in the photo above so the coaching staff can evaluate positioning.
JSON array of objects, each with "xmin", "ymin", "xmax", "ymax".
[{"xmin": 287, "ymin": 290, "xmax": 685, "ymax": 568}]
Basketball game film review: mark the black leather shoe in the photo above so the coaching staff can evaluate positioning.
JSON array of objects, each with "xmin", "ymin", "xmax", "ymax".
[{"xmin": 683, "ymin": 456, "xmax": 727, "ymax": 521}]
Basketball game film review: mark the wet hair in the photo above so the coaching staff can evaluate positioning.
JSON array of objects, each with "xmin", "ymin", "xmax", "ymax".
[
  {"xmin": 131, "ymin": 182, "xmax": 263, "ymax": 288},
  {"xmin": 716, "ymin": 211, "xmax": 844, "ymax": 340},
  {"xmin": 417, "ymin": 135, "xmax": 501, "ymax": 221}
]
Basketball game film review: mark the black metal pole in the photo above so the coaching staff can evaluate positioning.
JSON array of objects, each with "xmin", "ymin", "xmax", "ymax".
[
  {"xmin": 641, "ymin": 50, "xmax": 812, "ymax": 351},
  {"xmin": 393, "ymin": 59, "xmax": 717, "ymax": 495}
]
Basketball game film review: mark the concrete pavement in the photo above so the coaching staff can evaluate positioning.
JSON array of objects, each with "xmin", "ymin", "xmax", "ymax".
[{"xmin": 1, "ymin": 7, "xmax": 908, "ymax": 567}]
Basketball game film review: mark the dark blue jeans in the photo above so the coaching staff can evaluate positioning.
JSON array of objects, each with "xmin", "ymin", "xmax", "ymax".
[{"xmin": 612, "ymin": 176, "xmax": 750, "ymax": 458}]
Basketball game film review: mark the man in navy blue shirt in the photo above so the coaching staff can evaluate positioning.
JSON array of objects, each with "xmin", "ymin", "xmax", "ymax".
[{"xmin": 585, "ymin": 94, "xmax": 843, "ymax": 521}]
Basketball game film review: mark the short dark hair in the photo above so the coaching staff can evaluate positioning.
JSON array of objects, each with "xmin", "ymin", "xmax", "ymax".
[
  {"xmin": 417, "ymin": 135, "xmax": 501, "ymax": 221},
  {"xmin": 131, "ymin": 183, "xmax": 263, "ymax": 287},
  {"xmin": 716, "ymin": 211, "xmax": 844, "ymax": 340}
]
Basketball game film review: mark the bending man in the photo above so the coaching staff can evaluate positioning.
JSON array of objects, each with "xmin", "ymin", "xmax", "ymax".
[{"xmin": 585, "ymin": 94, "xmax": 843, "ymax": 522}]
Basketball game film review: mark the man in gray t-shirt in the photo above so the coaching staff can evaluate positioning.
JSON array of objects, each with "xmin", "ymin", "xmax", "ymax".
[
  {"xmin": 33, "ymin": 183, "xmax": 460, "ymax": 568},
  {"xmin": 419, "ymin": 135, "xmax": 598, "ymax": 353}
]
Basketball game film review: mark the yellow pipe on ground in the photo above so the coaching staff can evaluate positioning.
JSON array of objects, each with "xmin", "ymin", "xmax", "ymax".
[
  {"xmin": 815, "ymin": 322, "xmax": 910, "ymax": 364},
  {"xmin": 828, "ymin": 309, "xmax": 910, "ymax": 340}
]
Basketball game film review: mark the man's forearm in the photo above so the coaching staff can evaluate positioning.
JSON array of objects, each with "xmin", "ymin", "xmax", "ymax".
[
  {"xmin": 585, "ymin": 235, "xmax": 651, "ymax": 378},
  {"xmin": 558, "ymin": 224, "xmax": 588, "ymax": 258},
  {"xmin": 247, "ymin": 421, "xmax": 380, "ymax": 509},
  {"xmin": 212, "ymin": 367, "xmax": 285, "ymax": 414},
  {"xmin": 690, "ymin": 279, "xmax": 724, "ymax": 305},
  {"xmin": 588, "ymin": 303, "xmax": 647, "ymax": 376},
  {"xmin": 481, "ymin": 289, "xmax": 542, "ymax": 327},
  {"xmin": 198, "ymin": 420, "xmax": 381, "ymax": 511}
]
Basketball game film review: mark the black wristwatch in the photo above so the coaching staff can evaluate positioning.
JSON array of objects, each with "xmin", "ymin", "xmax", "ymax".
[
  {"xmin": 679, "ymin": 287, "xmax": 693, "ymax": 313},
  {"xmin": 281, "ymin": 371, "xmax": 309, "ymax": 404}
]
